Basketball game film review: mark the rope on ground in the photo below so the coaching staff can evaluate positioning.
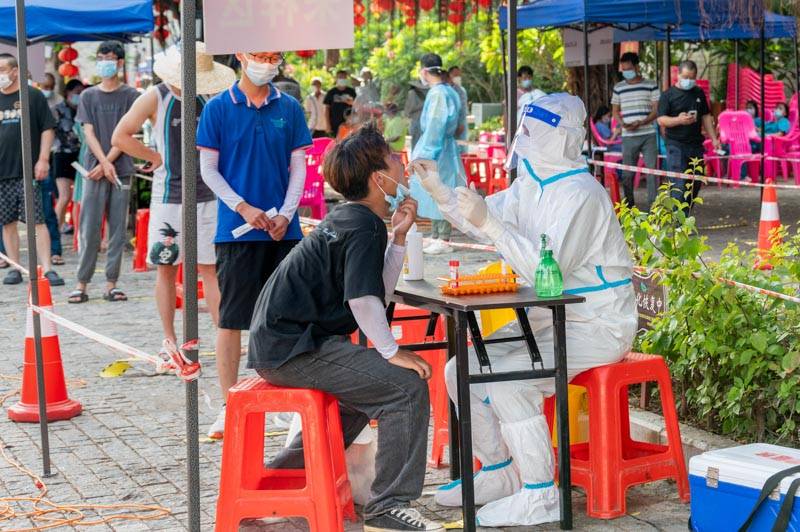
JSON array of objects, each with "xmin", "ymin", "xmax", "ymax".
[
  {"xmin": 0, "ymin": 252, "xmax": 29, "ymax": 276},
  {"xmin": 0, "ymin": 376, "xmax": 170, "ymax": 531},
  {"xmin": 590, "ymin": 159, "xmax": 800, "ymax": 190}
]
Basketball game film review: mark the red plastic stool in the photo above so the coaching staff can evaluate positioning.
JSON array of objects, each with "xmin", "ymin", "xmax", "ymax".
[
  {"xmin": 133, "ymin": 208, "xmax": 149, "ymax": 272},
  {"xmin": 175, "ymin": 264, "xmax": 204, "ymax": 310},
  {"xmin": 215, "ymin": 378, "xmax": 356, "ymax": 531},
  {"xmin": 544, "ymin": 352, "xmax": 689, "ymax": 519}
]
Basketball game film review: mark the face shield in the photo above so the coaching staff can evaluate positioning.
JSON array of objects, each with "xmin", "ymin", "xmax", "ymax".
[{"xmin": 506, "ymin": 93, "xmax": 587, "ymax": 176}]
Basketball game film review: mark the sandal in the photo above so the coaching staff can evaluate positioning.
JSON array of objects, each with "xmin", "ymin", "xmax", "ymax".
[
  {"xmin": 68, "ymin": 289, "xmax": 88, "ymax": 304},
  {"xmin": 103, "ymin": 288, "xmax": 128, "ymax": 302},
  {"xmin": 0, "ymin": 259, "xmax": 8, "ymax": 269},
  {"xmin": 51, "ymin": 255, "xmax": 65, "ymax": 266}
]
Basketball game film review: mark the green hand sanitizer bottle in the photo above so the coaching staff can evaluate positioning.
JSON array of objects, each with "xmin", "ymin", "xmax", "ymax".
[{"xmin": 535, "ymin": 234, "xmax": 563, "ymax": 298}]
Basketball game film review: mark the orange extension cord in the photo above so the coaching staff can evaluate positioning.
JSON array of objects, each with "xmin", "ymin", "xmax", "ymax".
[{"xmin": 0, "ymin": 374, "xmax": 172, "ymax": 530}]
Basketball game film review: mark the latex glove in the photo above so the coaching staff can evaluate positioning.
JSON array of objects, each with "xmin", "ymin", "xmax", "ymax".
[
  {"xmin": 409, "ymin": 159, "xmax": 450, "ymax": 203},
  {"xmin": 456, "ymin": 185, "xmax": 488, "ymax": 229}
]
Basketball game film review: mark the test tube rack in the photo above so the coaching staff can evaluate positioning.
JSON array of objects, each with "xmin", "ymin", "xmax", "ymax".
[{"xmin": 439, "ymin": 272, "xmax": 519, "ymax": 296}]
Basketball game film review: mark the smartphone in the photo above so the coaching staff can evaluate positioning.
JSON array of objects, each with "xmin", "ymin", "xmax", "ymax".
[{"xmin": 688, "ymin": 110, "xmax": 698, "ymax": 119}]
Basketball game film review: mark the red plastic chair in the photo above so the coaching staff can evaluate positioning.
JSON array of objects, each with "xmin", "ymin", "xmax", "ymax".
[
  {"xmin": 215, "ymin": 378, "xmax": 356, "ymax": 531},
  {"xmin": 462, "ymin": 156, "xmax": 491, "ymax": 195},
  {"xmin": 132, "ymin": 208, "xmax": 149, "ymax": 272},
  {"xmin": 718, "ymin": 111, "xmax": 762, "ymax": 187},
  {"xmin": 300, "ymin": 139, "xmax": 332, "ymax": 221},
  {"xmin": 544, "ymin": 352, "xmax": 689, "ymax": 519}
]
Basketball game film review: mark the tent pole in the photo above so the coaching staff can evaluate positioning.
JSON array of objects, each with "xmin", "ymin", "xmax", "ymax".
[
  {"xmin": 180, "ymin": 0, "xmax": 200, "ymax": 530},
  {"xmin": 15, "ymin": 0, "xmax": 52, "ymax": 478},
  {"xmin": 583, "ymin": 21, "xmax": 591, "ymax": 153},
  {"xmin": 655, "ymin": 41, "xmax": 660, "ymax": 90},
  {"xmin": 759, "ymin": 17, "xmax": 766, "ymax": 188},
  {"xmin": 501, "ymin": 28, "xmax": 508, "ymax": 138},
  {"xmin": 507, "ymin": 0, "xmax": 517, "ymax": 183},
  {"xmin": 663, "ymin": 28, "xmax": 671, "ymax": 92},
  {"xmin": 794, "ymin": 31, "xmax": 799, "ymax": 101},
  {"xmin": 734, "ymin": 39, "xmax": 739, "ymax": 109}
]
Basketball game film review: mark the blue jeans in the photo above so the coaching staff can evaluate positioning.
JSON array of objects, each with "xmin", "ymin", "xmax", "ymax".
[
  {"xmin": 41, "ymin": 173, "xmax": 62, "ymax": 256},
  {"xmin": 665, "ymin": 140, "xmax": 705, "ymax": 211}
]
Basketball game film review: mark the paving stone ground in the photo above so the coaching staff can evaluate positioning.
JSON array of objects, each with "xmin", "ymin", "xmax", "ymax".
[{"xmin": 2, "ymin": 184, "xmax": 797, "ymax": 531}]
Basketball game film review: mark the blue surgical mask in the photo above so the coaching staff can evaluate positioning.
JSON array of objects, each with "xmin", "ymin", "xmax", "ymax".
[
  {"xmin": 621, "ymin": 69, "xmax": 636, "ymax": 81},
  {"xmin": 96, "ymin": 60, "xmax": 118, "ymax": 79},
  {"xmin": 678, "ymin": 78, "xmax": 695, "ymax": 90},
  {"xmin": 377, "ymin": 172, "xmax": 411, "ymax": 211},
  {"xmin": 520, "ymin": 79, "xmax": 532, "ymax": 89},
  {"xmin": 774, "ymin": 108, "xmax": 785, "ymax": 118},
  {"xmin": 69, "ymin": 94, "xmax": 81, "ymax": 106},
  {"xmin": 41, "ymin": 89, "xmax": 53, "ymax": 98}
]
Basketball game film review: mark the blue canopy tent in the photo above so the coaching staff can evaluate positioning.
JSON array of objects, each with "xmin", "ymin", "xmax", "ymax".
[
  {"xmin": 499, "ymin": 0, "xmax": 686, "ymax": 31},
  {"xmin": 613, "ymin": 11, "xmax": 796, "ymax": 41},
  {"xmin": 0, "ymin": 0, "xmax": 153, "ymax": 44}
]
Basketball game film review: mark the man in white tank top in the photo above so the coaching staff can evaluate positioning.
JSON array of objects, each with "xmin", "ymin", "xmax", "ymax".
[{"xmin": 111, "ymin": 42, "xmax": 235, "ymax": 357}]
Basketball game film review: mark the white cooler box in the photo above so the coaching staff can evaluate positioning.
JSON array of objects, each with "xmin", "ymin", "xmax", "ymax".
[{"xmin": 690, "ymin": 443, "xmax": 800, "ymax": 531}]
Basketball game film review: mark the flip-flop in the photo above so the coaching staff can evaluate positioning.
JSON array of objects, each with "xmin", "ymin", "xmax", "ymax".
[
  {"xmin": 103, "ymin": 288, "xmax": 128, "ymax": 302},
  {"xmin": 68, "ymin": 290, "xmax": 88, "ymax": 304},
  {"xmin": 51, "ymin": 255, "xmax": 65, "ymax": 266}
]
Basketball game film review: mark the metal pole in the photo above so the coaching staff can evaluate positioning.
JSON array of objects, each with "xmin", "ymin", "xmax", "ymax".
[
  {"xmin": 794, "ymin": 32, "xmax": 799, "ymax": 102},
  {"xmin": 15, "ymin": 0, "xmax": 52, "ymax": 478},
  {"xmin": 583, "ymin": 21, "xmax": 592, "ymax": 153},
  {"xmin": 180, "ymin": 1, "xmax": 200, "ymax": 530},
  {"xmin": 507, "ymin": 0, "xmax": 517, "ymax": 183},
  {"xmin": 664, "ymin": 28, "xmax": 671, "ymax": 92},
  {"xmin": 734, "ymin": 39, "xmax": 739, "ymax": 109},
  {"xmin": 759, "ymin": 18, "xmax": 766, "ymax": 188},
  {"xmin": 655, "ymin": 41, "xmax": 661, "ymax": 90}
]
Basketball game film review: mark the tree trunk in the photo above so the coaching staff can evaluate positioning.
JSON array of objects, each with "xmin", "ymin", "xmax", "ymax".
[
  {"xmin": 325, "ymin": 49, "xmax": 340, "ymax": 69},
  {"xmin": 567, "ymin": 64, "xmax": 616, "ymax": 118}
]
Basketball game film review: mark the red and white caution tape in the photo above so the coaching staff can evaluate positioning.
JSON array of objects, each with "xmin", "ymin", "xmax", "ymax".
[
  {"xmin": 29, "ymin": 305, "xmax": 174, "ymax": 373},
  {"xmin": 590, "ymin": 159, "xmax": 800, "ymax": 190},
  {"xmin": 0, "ymin": 251, "xmax": 29, "ymax": 276}
]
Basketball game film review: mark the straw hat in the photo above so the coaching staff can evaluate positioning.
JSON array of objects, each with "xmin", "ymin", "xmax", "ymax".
[{"xmin": 153, "ymin": 41, "xmax": 236, "ymax": 95}]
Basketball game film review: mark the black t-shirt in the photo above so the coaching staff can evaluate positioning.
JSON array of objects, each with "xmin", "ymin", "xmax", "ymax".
[
  {"xmin": 248, "ymin": 203, "xmax": 388, "ymax": 369},
  {"xmin": 0, "ymin": 87, "xmax": 57, "ymax": 180},
  {"xmin": 657, "ymin": 85, "xmax": 710, "ymax": 144},
  {"xmin": 323, "ymin": 86, "xmax": 356, "ymax": 134}
]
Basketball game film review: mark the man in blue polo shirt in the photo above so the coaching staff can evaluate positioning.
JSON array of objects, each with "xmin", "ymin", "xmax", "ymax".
[{"xmin": 198, "ymin": 50, "xmax": 311, "ymax": 439}]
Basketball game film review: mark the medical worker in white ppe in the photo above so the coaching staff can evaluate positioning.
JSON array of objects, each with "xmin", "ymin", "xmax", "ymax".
[{"xmin": 412, "ymin": 92, "xmax": 637, "ymax": 527}]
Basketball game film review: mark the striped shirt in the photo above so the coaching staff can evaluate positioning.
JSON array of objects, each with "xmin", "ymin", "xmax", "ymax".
[{"xmin": 611, "ymin": 79, "xmax": 659, "ymax": 137}]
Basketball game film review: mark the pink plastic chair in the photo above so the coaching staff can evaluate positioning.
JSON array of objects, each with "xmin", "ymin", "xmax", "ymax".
[
  {"xmin": 718, "ymin": 111, "xmax": 762, "ymax": 187},
  {"xmin": 299, "ymin": 138, "xmax": 332, "ymax": 220}
]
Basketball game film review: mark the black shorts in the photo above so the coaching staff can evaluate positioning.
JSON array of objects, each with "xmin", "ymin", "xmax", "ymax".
[
  {"xmin": 0, "ymin": 178, "xmax": 45, "ymax": 226},
  {"xmin": 216, "ymin": 240, "xmax": 298, "ymax": 330},
  {"xmin": 52, "ymin": 152, "xmax": 79, "ymax": 180}
]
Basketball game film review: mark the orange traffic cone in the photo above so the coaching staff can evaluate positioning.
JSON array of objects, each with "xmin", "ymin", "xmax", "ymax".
[
  {"xmin": 7, "ymin": 267, "xmax": 82, "ymax": 422},
  {"xmin": 756, "ymin": 179, "xmax": 781, "ymax": 270}
]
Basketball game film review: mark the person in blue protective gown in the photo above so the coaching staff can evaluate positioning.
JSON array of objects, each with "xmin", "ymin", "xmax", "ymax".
[
  {"xmin": 409, "ymin": 53, "xmax": 464, "ymax": 256},
  {"xmin": 412, "ymin": 93, "xmax": 637, "ymax": 527}
]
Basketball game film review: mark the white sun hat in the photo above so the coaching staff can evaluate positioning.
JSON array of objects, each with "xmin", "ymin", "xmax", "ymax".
[{"xmin": 153, "ymin": 41, "xmax": 236, "ymax": 96}]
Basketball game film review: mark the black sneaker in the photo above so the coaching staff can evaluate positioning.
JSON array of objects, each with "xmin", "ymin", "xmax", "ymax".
[
  {"xmin": 363, "ymin": 507, "xmax": 444, "ymax": 532},
  {"xmin": 3, "ymin": 269, "xmax": 22, "ymax": 285},
  {"xmin": 44, "ymin": 270, "xmax": 65, "ymax": 287}
]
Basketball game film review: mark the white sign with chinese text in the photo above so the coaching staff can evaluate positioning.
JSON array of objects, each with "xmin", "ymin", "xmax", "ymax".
[
  {"xmin": 203, "ymin": 0, "xmax": 355, "ymax": 54},
  {"xmin": 562, "ymin": 27, "xmax": 614, "ymax": 67}
]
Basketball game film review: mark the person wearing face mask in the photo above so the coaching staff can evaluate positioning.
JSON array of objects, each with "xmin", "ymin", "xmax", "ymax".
[
  {"xmin": 593, "ymin": 105, "xmax": 621, "ymax": 152},
  {"xmin": 40, "ymin": 73, "xmax": 61, "ymax": 110},
  {"xmin": 516, "ymin": 65, "xmax": 545, "ymax": 124},
  {"xmin": 610, "ymin": 52, "xmax": 660, "ymax": 210},
  {"xmin": 414, "ymin": 93, "xmax": 636, "ymax": 527},
  {"xmin": 763, "ymin": 102, "xmax": 791, "ymax": 136},
  {"xmin": 0, "ymin": 53, "xmax": 61, "ymax": 286},
  {"xmin": 51, "ymin": 79, "xmax": 85, "ymax": 239},
  {"xmin": 304, "ymin": 77, "xmax": 330, "ymax": 138},
  {"xmin": 448, "ymin": 66, "xmax": 469, "ymax": 153},
  {"xmin": 197, "ymin": 49, "xmax": 312, "ymax": 440},
  {"xmin": 324, "ymin": 69, "xmax": 357, "ymax": 136},
  {"xmin": 112, "ymin": 42, "xmax": 234, "ymax": 365},
  {"xmin": 248, "ymin": 125, "xmax": 444, "ymax": 532},
  {"xmin": 657, "ymin": 60, "xmax": 720, "ymax": 210},
  {"xmin": 404, "ymin": 75, "xmax": 429, "ymax": 151},
  {"xmin": 409, "ymin": 53, "xmax": 464, "ymax": 255},
  {"xmin": 72, "ymin": 40, "xmax": 139, "ymax": 304}
]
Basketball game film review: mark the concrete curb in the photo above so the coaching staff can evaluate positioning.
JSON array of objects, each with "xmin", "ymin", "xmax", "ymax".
[{"xmin": 629, "ymin": 407, "xmax": 739, "ymax": 465}]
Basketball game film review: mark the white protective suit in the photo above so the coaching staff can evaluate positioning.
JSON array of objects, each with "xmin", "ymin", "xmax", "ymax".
[{"xmin": 416, "ymin": 93, "xmax": 637, "ymax": 527}]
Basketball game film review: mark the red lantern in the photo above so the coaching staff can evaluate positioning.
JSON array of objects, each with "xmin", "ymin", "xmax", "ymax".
[
  {"xmin": 154, "ymin": 28, "xmax": 170, "ymax": 41},
  {"xmin": 406, "ymin": 17, "xmax": 416, "ymax": 27},
  {"xmin": 57, "ymin": 46, "xmax": 78, "ymax": 62},
  {"xmin": 448, "ymin": 13, "xmax": 464, "ymax": 24},
  {"xmin": 354, "ymin": 1, "xmax": 365, "ymax": 14},
  {"xmin": 354, "ymin": 13, "xmax": 366, "ymax": 26},
  {"xmin": 420, "ymin": 0, "xmax": 435, "ymax": 10},
  {"xmin": 296, "ymin": 50, "xmax": 315, "ymax": 59},
  {"xmin": 58, "ymin": 63, "xmax": 79, "ymax": 78},
  {"xmin": 375, "ymin": 0, "xmax": 393, "ymax": 12},
  {"xmin": 477, "ymin": 0, "xmax": 491, "ymax": 7}
]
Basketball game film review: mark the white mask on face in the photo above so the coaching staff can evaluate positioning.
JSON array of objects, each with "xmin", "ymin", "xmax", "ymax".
[
  {"xmin": 0, "ymin": 73, "xmax": 12, "ymax": 90},
  {"xmin": 419, "ymin": 70, "xmax": 429, "ymax": 87},
  {"xmin": 452, "ymin": 76, "xmax": 462, "ymax": 86},
  {"xmin": 244, "ymin": 58, "xmax": 279, "ymax": 86}
]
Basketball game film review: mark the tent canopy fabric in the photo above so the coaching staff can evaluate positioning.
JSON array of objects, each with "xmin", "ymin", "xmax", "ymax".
[
  {"xmin": 0, "ymin": 0, "xmax": 153, "ymax": 43},
  {"xmin": 613, "ymin": 11, "xmax": 797, "ymax": 42},
  {"xmin": 499, "ymin": 0, "xmax": 769, "ymax": 32}
]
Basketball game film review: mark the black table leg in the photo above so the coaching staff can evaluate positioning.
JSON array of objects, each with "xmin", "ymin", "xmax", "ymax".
[
  {"xmin": 552, "ymin": 304, "xmax": 573, "ymax": 530},
  {"xmin": 446, "ymin": 315, "xmax": 460, "ymax": 480},
  {"xmin": 454, "ymin": 311, "xmax": 476, "ymax": 532}
]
